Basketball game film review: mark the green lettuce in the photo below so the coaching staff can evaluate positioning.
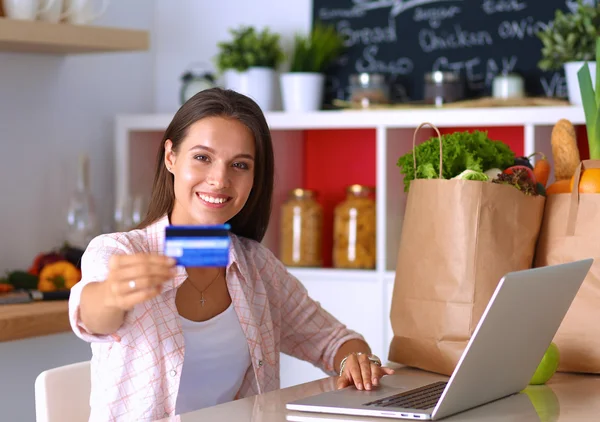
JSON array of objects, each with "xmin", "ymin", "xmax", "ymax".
[
  {"xmin": 452, "ymin": 169, "xmax": 489, "ymax": 181},
  {"xmin": 396, "ymin": 130, "xmax": 515, "ymax": 192}
]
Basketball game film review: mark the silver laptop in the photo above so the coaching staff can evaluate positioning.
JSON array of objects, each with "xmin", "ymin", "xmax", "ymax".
[{"xmin": 286, "ymin": 259, "xmax": 593, "ymax": 420}]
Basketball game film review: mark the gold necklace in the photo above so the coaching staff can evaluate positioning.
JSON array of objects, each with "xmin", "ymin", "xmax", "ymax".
[{"xmin": 187, "ymin": 268, "xmax": 222, "ymax": 307}]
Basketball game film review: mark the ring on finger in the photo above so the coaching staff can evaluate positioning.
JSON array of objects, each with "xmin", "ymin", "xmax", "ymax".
[{"xmin": 128, "ymin": 280, "xmax": 136, "ymax": 289}]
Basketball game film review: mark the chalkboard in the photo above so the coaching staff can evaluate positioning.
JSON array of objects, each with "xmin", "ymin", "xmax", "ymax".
[{"xmin": 312, "ymin": 0, "xmax": 584, "ymax": 105}]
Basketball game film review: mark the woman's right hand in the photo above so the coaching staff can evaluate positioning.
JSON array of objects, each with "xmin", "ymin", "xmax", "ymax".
[{"xmin": 103, "ymin": 254, "xmax": 177, "ymax": 311}]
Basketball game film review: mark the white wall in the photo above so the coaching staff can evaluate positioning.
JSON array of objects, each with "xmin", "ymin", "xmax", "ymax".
[
  {"xmin": 0, "ymin": 333, "xmax": 92, "ymax": 422},
  {"xmin": 0, "ymin": 0, "xmax": 156, "ymax": 274},
  {"xmin": 153, "ymin": 0, "xmax": 312, "ymax": 113},
  {"xmin": 0, "ymin": 1, "xmax": 155, "ymax": 419}
]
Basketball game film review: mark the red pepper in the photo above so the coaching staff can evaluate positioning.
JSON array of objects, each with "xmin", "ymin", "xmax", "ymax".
[{"xmin": 28, "ymin": 252, "xmax": 64, "ymax": 276}]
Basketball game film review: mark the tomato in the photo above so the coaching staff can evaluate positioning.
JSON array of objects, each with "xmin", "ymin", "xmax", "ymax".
[{"xmin": 503, "ymin": 165, "xmax": 537, "ymax": 183}]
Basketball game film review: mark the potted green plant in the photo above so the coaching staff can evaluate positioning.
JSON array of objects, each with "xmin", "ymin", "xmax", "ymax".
[
  {"xmin": 537, "ymin": 0, "xmax": 600, "ymax": 104},
  {"xmin": 215, "ymin": 25, "xmax": 284, "ymax": 111},
  {"xmin": 280, "ymin": 23, "xmax": 345, "ymax": 112}
]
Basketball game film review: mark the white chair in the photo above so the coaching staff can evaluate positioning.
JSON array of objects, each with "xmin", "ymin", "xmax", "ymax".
[{"xmin": 34, "ymin": 360, "xmax": 91, "ymax": 422}]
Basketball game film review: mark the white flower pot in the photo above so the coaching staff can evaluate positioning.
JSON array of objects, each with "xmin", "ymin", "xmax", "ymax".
[
  {"xmin": 280, "ymin": 72, "xmax": 325, "ymax": 112},
  {"xmin": 246, "ymin": 67, "xmax": 277, "ymax": 112},
  {"xmin": 223, "ymin": 69, "xmax": 249, "ymax": 93},
  {"xmin": 223, "ymin": 67, "xmax": 277, "ymax": 111},
  {"xmin": 564, "ymin": 61, "xmax": 596, "ymax": 105}
]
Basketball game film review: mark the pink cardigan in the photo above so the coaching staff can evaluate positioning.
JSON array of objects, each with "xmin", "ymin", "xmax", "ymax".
[{"xmin": 69, "ymin": 214, "xmax": 364, "ymax": 421}]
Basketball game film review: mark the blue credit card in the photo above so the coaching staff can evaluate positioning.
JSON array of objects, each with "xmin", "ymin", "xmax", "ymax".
[{"xmin": 164, "ymin": 224, "xmax": 231, "ymax": 267}]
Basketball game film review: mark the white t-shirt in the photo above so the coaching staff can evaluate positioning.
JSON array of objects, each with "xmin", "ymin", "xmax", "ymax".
[{"xmin": 175, "ymin": 303, "xmax": 251, "ymax": 415}]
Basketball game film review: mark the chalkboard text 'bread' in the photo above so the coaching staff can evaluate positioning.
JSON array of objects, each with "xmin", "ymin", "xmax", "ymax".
[{"xmin": 312, "ymin": 0, "xmax": 575, "ymax": 105}]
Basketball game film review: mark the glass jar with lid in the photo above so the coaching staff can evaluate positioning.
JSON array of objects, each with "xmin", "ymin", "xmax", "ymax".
[
  {"xmin": 280, "ymin": 188, "xmax": 323, "ymax": 267},
  {"xmin": 333, "ymin": 185, "xmax": 376, "ymax": 269},
  {"xmin": 349, "ymin": 73, "xmax": 389, "ymax": 108}
]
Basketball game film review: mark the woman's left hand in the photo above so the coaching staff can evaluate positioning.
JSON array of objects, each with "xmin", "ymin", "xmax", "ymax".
[{"xmin": 337, "ymin": 353, "xmax": 395, "ymax": 391}]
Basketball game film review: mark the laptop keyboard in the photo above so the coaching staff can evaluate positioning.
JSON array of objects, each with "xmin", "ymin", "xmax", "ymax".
[{"xmin": 363, "ymin": 381, "xmax": 447, "ymax": 410}]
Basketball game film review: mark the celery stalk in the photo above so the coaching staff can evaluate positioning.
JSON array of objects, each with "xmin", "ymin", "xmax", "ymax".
[
  {"xmin": 577, "ymin": 37, "xmax": 600, "ymax": 160},
  {"xmin": 597, "ymin": 40, "xmax": 600, "ymax": 109},
  {"xmin": 596, "ymin": 40, "xmax": 600, "ymax": 161},
  {"xmin": 578, "ymin": 63, "xmax": 597, "ymax": 156},
  {"xmin": 596, "ymin": 110, "xmax": 600, "ymax": 161}
]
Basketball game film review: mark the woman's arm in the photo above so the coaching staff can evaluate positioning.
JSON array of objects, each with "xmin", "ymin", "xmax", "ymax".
[
  {"xmin": 69, "ymin": 235, "xmax": 131, "ymax": 341},
  {"xmin": 78, "ymin": 254, "xmax": 175, "ymax": 335},
  {"xmin": 69, "ymin": 235, "xmax": 174, "ymax": 340},
  {"xmin": 334, "ymin": 339, "xmax": 395, "ymax": 390},
  {"xmin": 333, "ymin": 339, "xmax": 371, "ymax": 373},
  {"xmin": 276, "ymin": 262, "xmax": 394, "ymax": 390},
  {"xmin": 278, "ymin": 269, "xmax": 366, "ymax": 374},
  {"xmin": 78, "ymin": 281, "xmax": 126, "ymax": 335}
]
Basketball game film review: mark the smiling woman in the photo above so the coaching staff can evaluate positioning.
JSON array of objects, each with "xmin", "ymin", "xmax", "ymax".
[
  {"xmin": 67, "ymin": 88, "xmax": 392, "ymax": 421},
  {"xmin": 140, "ymin": 90, "xmax": 274, "ymax": 241},
  {"xmin": 165, "ymin": 117, "xmax": 257, "ymax": 227}
]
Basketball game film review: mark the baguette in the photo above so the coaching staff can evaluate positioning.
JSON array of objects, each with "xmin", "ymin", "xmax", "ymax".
[{"xmin": 551, "ymin": 119, "xmax": 580, "ymax": 181}]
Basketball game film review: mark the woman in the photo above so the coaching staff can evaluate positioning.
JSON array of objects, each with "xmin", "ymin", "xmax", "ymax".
[{"xmin": 69, "ymin": 88, "xmax": 394, "ymax": 421}]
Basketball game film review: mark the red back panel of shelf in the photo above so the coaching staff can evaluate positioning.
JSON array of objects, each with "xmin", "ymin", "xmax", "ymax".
[
  {"xmin": 438, "ymin": 125, "xmax": 591, "ymax": 159},
  {"xmin": 300, "ymin": 124, "xmax": 590, "ymax": 268},
  {"xmin": 304, "ymin": 129, "xmax": 376, "ymax": 268}
]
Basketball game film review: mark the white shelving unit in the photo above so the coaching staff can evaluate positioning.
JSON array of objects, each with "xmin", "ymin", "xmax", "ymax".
[{"xmin": 115, "ymin": 105, "xmax": 585, "ymax": 388}]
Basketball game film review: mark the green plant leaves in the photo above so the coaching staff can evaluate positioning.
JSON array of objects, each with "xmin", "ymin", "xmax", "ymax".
[
  {"xmin": 289, "ymin": 23, "xmax": 345, "ymax": 73},
  {"xmin": 536, "ymin": 0, "xmax": 600, "ymax": 71},
  {"xmin": 215, "ymin": 25, "xmax": 284, "ymax": 73}
]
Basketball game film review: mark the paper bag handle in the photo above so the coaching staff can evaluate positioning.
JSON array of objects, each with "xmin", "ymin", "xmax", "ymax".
[
  {"xmin": 566, "ymin": 159, "xmax": 600, "ymax": 235},
  {"xmin": 413, "ymin": 122, "xmax": 443, "ymax": 179}
]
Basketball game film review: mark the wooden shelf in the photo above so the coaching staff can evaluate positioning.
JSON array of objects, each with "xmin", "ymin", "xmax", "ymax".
[
  {"xmin": 0, "ymin": 17, "xmax": 149, "ymax": 54},
  {"xmin": 0, "ymin": 300, "xmax": 70, "ymax": 342}
]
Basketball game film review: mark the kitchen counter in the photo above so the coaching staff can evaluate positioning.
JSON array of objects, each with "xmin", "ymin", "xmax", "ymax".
[
  {"xmin": 165, "ymin": 367, "xmax": 600, "ymax": 422},
  {"xmin": 0, "ymin": 300, "xmax": 70, "ymax": 342}
]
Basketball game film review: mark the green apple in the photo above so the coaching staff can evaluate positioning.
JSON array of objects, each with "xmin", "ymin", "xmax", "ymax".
[{"xmin": 530, "ymin": 342, "xmax": 560, "ymax": 385}]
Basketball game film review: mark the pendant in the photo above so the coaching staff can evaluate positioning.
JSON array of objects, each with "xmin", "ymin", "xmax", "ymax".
[{"xmin": 200, "ymin": 292, "xmax": 206, "ymax": 307}]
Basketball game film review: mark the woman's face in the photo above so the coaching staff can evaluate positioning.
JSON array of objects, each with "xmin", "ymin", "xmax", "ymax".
[{"xmin": 165, "ymin": 116, "xmax": 255, "ymax": 226}]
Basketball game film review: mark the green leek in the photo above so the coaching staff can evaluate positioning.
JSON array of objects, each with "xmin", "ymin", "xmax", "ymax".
[{"xmin": 577, "ymin": 37, "xmax": 600, "ymax": 160}]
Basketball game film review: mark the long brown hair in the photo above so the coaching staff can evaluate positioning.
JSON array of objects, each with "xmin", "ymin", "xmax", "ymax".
[{"xmin": 138, "ymin": 88, "xmax": 274, "ymax": 242}]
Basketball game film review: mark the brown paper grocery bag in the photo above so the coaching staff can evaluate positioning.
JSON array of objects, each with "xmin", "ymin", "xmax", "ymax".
[
  {"xmin": 534, "ymin": 160, "xmax": 600, "ymax": 373},
  {"xmin": 388, "ymin": 123, "xmax": 546, "ymax": 376}
]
